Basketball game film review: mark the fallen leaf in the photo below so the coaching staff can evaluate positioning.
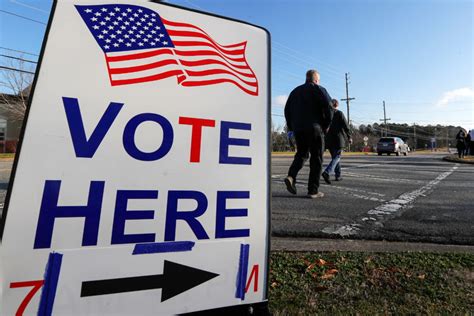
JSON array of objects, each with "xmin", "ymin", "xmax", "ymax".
[
  {"xmin": 271, "ymin": 282, "xmax": 278, "ymax": 288},
  {"xmin": 326, "ymin": 269, "xmax": 339, "ymax": 275},
  {"xmin": 418, "ymin": 274, "xmax": 426, "ymax": 280},
  {"xmin": 320, "ymin": 273, "xmax": 335, "ymax": 280},
  {"xmin": 317, "ymin": 259, "xmax": 327, "ymax": 266},
  {"xmin": 306, "ymin": 263, "xmax": 316, "ymax": 272}
]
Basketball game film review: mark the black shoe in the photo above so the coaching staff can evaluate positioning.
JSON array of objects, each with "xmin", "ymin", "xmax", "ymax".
[
  {"xmin": 284, "ymin": 176, "xmax": 297, "ymax": 194},
  {"xmin": 322, "ymin": 172, "xmax": 331, "ymax": 184},
  {"xmin": 335, "ymin": 177, "xmax": 342, "ymax": 181}
]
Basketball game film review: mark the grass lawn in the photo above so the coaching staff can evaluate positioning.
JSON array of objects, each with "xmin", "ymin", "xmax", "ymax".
[
  {"xmin": 0, "ymin": 153, "xmax": 15, "ymax": 159},
  {"xmin": 269, "ymin": 251, "xmax": 473, "ymax": 315}
]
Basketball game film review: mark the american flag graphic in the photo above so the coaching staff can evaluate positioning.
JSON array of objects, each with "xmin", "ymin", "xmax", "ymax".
[{"xmin": 76, "ymin": 4, "xmax": 258, "ymax": 96}]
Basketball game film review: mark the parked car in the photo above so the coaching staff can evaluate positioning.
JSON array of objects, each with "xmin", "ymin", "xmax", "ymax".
[{"xmin": 377, "ymin": 137, "xmax": 409, "ymax": 156}]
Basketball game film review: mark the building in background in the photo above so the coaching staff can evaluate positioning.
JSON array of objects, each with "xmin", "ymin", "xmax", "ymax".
[{"xmin": 0, "ymin": 93, "xmax": 25, "ymax": 153}]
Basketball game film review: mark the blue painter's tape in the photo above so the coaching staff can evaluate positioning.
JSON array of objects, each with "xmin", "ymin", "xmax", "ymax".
[
  {"xmin": 235, "ymin": 244, "xmax": 250, "ymax": 300},
  {"xmin": 133, "ymin": 241, "xmax": 195, "ymax": 255},
  {"xmin": 38, "ymin": 252, "xmax": 63, "ymax": 316}
]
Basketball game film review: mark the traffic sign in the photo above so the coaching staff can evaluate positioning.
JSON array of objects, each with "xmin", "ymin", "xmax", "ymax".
[{"xmin": 0, "ymin": 1, "xmax": 270, "ymax": 314}]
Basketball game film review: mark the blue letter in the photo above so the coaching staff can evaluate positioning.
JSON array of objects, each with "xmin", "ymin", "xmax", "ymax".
[
  {"xmin": 63, "ymin": 97, "xmax": 123, "ymax": 158},
  {"xmin": 111, "ymin": 190, "xmax": 158, "ymax": 244},
  {"xmin": 34, "ymin": 180, "xmax": 105, "ymax": 249},
  {"xmin": 123, "ymin": 113, "xmax": 174, "ymax": 161},
  {"xmin": 165, "ymin": 191, "xmax": 209, "ymax": 241},
  {"xmin": 219, "ymin": 121, "xmax": 252, "ymax": 165},
  {"xmin": 216, "ymin": 191, "xmax": 250, "ymax": 238}
]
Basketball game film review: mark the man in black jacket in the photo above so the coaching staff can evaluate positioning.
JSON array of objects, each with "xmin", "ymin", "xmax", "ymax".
[
  {"xmin": 322, "ymin": 99, "xmax": 352, "ymax": 184},
  {"xmin": 284, "ymin": 69, "xmax": 333, "ymax": 198}
]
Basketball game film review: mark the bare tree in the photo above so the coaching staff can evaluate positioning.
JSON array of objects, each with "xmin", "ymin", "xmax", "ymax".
[{"xmin": 0, "ymin": 56, "xmax": 35, "ymax": 121}]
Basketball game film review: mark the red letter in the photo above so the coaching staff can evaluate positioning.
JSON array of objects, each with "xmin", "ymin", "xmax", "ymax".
[
  {"xmin": 179, "ymin": 117, "xmax": 216, "ymax": 163},
  {"xmin": 245, "ymin": 264, "xmax": 259, "ymax": 293},
  {"xmin": 10, "ymin": 280, "xmax": 44, "ymax": 316}
]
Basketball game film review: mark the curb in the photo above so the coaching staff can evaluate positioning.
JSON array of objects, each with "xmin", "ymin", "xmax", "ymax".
[
  {"xmin": 443, "ymin": 155, "xmax": 474, "ymax": 164},
  {"xmin": 271, "ymin": 237, "xmax": 474, "ymax": 254}
]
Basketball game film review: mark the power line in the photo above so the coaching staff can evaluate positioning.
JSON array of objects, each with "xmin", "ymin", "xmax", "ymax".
[
  {"xmin": 0, "ymin": 66, "xmax": 35, "ymax": 74},
  {"xmin": 357, "ymin": 100, "xmax": 474, "ymax": 105},
  {"xmin": 0, "ymin": 54, "xmax": 37, "ymax": 64},
  {"xmin": 185, "ymin": 0, "xmax": 346, "ymax": 78},
  {"xmin": 0, "ymin": 9, "xmax": 47, "ymax": 25},
  {"xmin": 10, "ymin": 0, "xmax": 50, "ymax": 14},
  {"xmin": 272, "ymin": 46, "xmax": 345, "ymax": 82},
  {"xmin": 183, "ymin": 0, "xmax": 205, "ymax": 10},
  {"xmin": 0, "ymin": 46, "xmax": 39, "ymax": 57},
  {"xmin": 272, "ymin": 40, "xmax": 345, "ymax": 74},
  {"xmin": 273, "ymin": 68, "xmax": 344, "ymax": 95}
]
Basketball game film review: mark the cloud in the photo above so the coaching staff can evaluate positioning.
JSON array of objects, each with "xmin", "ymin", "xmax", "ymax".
[
  {"xmin": 436, "ymin": 87, "xmax": 474, "ymax": 107},
  {"xmin": 273, "ymin": 94, "xmax": 288, "ymax": 107}
]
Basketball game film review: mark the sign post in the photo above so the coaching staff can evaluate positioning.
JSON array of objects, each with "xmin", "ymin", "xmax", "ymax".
[{"xmin": 0, "ymin": 1, "xmax": 270, "ymax": 314}]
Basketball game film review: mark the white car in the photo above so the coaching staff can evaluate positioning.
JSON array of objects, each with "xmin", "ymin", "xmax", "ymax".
[{"xmin": 377, "ymin": 137, "xmax": 409, "ymax": 156}]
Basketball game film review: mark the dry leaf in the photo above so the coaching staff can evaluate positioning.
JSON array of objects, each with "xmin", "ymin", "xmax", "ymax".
[
  {"xmin": 327, "ymin": 269, "xmax": 339, "ymax": 275},
  {"xmin": 418, "ymin": 274, "xmax": 426, "ymax": 280},
  {"xmin": 306, "ymin": 263, "xmax": 316, "ymax": 272},
  {"xmin": 317, "ymin": 259, "xmax": 327, "ymax": 266},
  {"xmin": 320, "ymin": 273, "xmax": 335, "ymax": 280}
]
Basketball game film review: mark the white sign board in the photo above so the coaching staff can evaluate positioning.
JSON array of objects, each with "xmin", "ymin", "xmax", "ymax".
[
  {"xmin": 43, "ymin": 241, "xmax": 243, "ymax": 315},
  {"xmin": 0, "ymin": 1, "xmax": 270, "ymax": 314}
]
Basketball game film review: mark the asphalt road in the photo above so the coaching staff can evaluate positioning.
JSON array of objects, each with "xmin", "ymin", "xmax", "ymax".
[
  {"xmin": 0, "ymin": 153, "xmax": 472, "ymax": 245},
  {"xmin": 272, "ymin": 152, "xmax": 474, "ymax": 245}
]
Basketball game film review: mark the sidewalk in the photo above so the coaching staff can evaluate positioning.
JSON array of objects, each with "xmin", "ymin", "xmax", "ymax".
[{"xmin": 272, "ymin": 237, "xmax": 474, "ymax": 253}]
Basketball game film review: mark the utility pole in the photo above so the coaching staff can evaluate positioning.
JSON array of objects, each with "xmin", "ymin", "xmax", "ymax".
[
  {"xmin": 446, "ymin": 127, "xmax": 449, "ymax": 152},
  {"xmin": 379, "ymin": 101, "xmax": 391, "ymax": 136},
  {"xmin": 413, "ymin": 123, "xmax": 416, "ymax": 152},
  {"xmin": 341, "ymin": 72, "xmax": 355, "ymax": 150}
]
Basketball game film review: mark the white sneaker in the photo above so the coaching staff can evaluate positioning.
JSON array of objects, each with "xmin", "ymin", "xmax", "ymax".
[{"xmin": 307, "ymin": 192, "xmax": 324, "ymax": 199}]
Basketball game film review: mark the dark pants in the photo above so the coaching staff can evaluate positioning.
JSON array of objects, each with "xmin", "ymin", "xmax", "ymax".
[{"xmin": 288, "ymin": 124, "xmax": 324, "ymax": 194}]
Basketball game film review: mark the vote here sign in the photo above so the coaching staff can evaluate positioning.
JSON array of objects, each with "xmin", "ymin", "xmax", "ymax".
[{"xmin": 0, "ymin": 0, "xmax": 270, "ymax": 314}]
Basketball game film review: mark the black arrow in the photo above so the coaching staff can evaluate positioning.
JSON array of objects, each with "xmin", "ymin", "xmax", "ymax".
[{"xmin": 80, "ymin": 260, "xmax": 219, "ymax": 302}]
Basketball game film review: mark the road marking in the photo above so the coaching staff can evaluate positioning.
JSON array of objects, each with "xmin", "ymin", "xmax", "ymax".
[
  {"xmin": 272, "ymin": 179, "xmax": 386, "ymax": 202},
  {"xmin": 342, "ymin": 172, "xmax": 425, "ymax": 184},
  {"xmin": 344, "ymin": 163, "xmax": 381, "ymax": 169},
  {"xmin": 322, "ymin": 164, "xmax": 459, "ymax": 236}
]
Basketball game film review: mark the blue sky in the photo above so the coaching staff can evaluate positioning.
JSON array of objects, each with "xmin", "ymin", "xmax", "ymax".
[{"xmin": 1, "ymin": 0, "xmax": 472, "ymax": 129}]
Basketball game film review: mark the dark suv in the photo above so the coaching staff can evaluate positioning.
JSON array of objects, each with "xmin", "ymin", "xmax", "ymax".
[{"xmin": 377, "ymin": 137, "xmax": 408, "ymax": 156}]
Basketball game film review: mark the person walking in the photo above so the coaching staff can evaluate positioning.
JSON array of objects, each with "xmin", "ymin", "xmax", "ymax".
[
  {"xmin": 322, "ymin": 99, "xmax": 352, "ymax": 183},
  {"xmin": 284, "ymin": 69, "xmax": 333, "ymax": 198},
  {"xmin": 455, "ymin": 129, "xmax": 466, "ymax": 159}
]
